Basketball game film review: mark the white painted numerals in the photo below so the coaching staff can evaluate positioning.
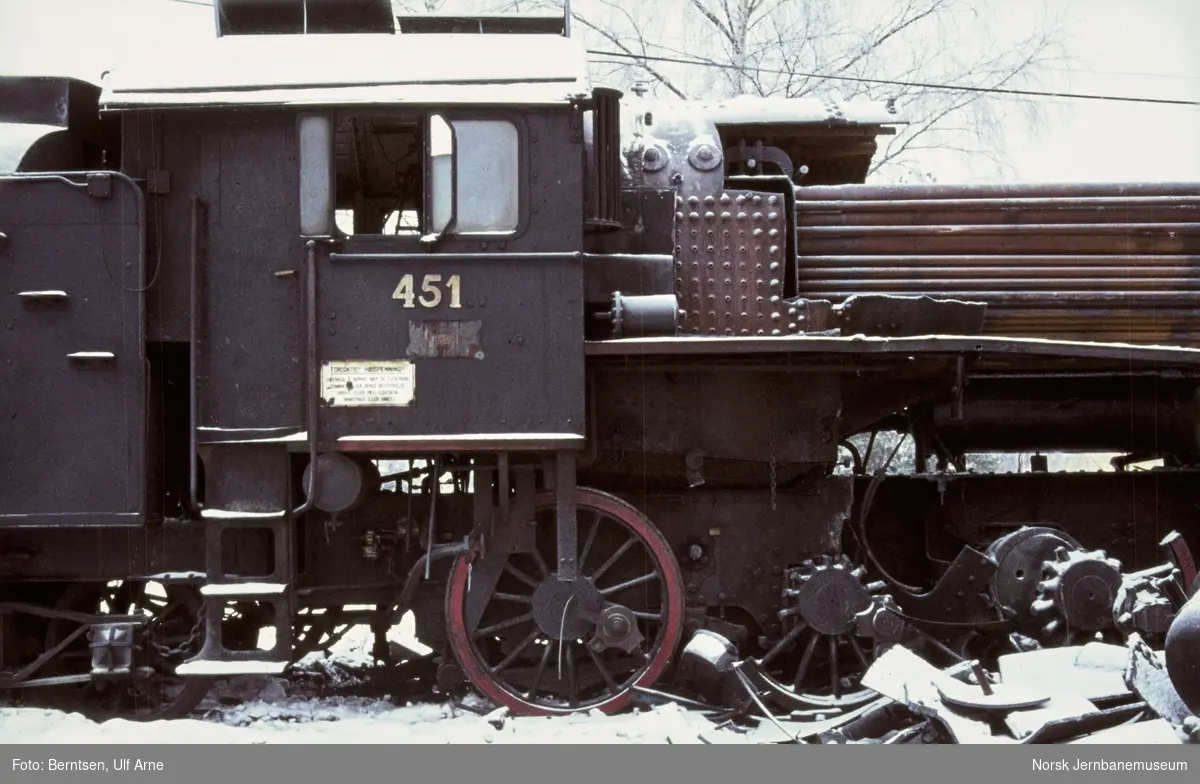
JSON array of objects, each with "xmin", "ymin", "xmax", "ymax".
[{"xmin": 392, "ymin": 274, "xmax": 462, "ymax": 309}]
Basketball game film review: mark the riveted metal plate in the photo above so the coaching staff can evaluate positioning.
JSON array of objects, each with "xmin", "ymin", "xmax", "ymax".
[{"xmin": 674, "ymin": 190, "xmax": 794, "ymax": 336}]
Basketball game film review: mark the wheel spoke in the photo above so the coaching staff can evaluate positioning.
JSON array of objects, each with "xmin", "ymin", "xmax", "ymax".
[
  {"xmin": 591, "ymin": 536, "xmax": 636, "ymax": 583},
  {"xmin": 491, "ymin": 592, "xmax": 532, "ymax": 605},
  {"xmin": 474, "ymin": 612, "xmax": 534, "ymax": 639},
  {"xmin": 792, "ymin": 632, "xmax": 818, "ymax": 689},
  {"xmin": 578, "ymin": 512, "xmax": 601, "ymax": 570},
  {"xmin": 829, "ymin": 636, "xmax": 841, "ymax": 699},
  {"xmin": 530, "ymin": 548, "xmax": 552, "ymax": 579},
  {"xmin": 632, "ymin": 610, "xmax": 662, "ymax": 621},
  {"xmin": 566, "ymin": 642, "xmax": 579, "ymax": 708},
  {"xmin": 586, "ymin": 644, "xmax": 620, "ymax": 694},
  {"xmin": 492, "ymin": 627, "xmax": 540, "ymax": 673},
  {"xmin": 503, "ymin": 562, "xmax": 538, "ymax": 589},
  {"xmin": 599, "ymin": 571, "xmax": 660, "ymax": 596},
  {"xmin": 524, "ymin": 641, "xmax": 554, "ymax": 699},
  {"xmin": 848, "ymin": 636, "xmax": 871, "ymax": 671},
  {"xmin": 759, "ymin": 622, "xmax": 807, "ymax": 667}
]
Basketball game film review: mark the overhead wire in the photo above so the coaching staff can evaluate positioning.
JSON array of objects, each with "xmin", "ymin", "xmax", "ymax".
[{"xmin": 587, "ymin": 49, "xmax": 1200, "ymax": 107}]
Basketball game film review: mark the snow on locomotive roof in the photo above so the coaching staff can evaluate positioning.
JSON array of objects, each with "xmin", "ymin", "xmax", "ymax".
[{"xmin": 99, "ymin": 32, "xmax": 591, "ymax": 109}]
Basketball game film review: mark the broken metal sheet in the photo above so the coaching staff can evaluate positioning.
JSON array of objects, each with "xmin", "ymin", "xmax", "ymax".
[
  {"xmin": 1124, "ymin": 633, "xmax": 1195, "ymax": 725},
  {"xmin": 1005, "ymin": 693, "xmax": 1099, "ymax": 740},
  {"xmin": 836, "ymin": 294, "xmax": 987, "ymax": 338},
  {"xmin": 698, "ymin": 730, "xmax": 753, "ymax": 744},
  {"xmin": 861, "ymin": 645, "xmax": 1013, "ymax": 744},
  {"xmin": 782, "ymin": 697, "xmax": 895, "ymax": 742},
  {"xmin": 1066, "ymin": 717, "xmax": 1185, "ymax": 744},
  {"xmin": 935, "ymin": 677, "xmax": 1049, "ymax": 711},
  {"xmin": 998, "ymin": 644, "xmax": 1132, "ymax": 703},
  {"xmin": 1018, "ymin": 701, "xmax": 1148, "ymax": 744}
]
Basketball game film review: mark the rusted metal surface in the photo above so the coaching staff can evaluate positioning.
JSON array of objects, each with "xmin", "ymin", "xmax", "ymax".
[
  {"xmin": 793, "ymin": 181, "xmax": 1200, "ymax": 346},
  {"xmin": 675, "ymin": 189, "xmax": 793, "ymax": 335},
  {"xmin": 406, "ymin": 320, "xmax": 484, "ymax": 359}
]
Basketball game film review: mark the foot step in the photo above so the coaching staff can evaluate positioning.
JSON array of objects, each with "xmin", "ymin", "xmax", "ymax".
[
  {"xmin": 199, "ymin": 582, "xmax": 288, "ymax": 597},
  {"xmin": 176, "ymin": 660, "xmax": 289, "ymax": 676}
]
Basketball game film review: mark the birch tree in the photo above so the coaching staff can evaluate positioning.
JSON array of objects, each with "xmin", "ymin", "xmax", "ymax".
[{"xmin": 477, "ymin": 0, "xmax": 1073, "ymax": 181}]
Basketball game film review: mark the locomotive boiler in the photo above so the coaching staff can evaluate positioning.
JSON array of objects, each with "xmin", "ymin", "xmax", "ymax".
[{"xmin": 2, "ymin": 0, "xmax": 1199, "ymax": 720}]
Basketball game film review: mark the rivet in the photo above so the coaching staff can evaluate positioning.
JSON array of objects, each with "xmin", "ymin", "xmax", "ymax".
[{"xmin": 704, "ymin": 195, "xmax": 716, "ymax": 205}]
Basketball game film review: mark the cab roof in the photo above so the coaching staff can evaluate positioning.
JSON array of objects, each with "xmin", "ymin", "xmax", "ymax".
[{"xmin": 98, "ymin": 31, "xmax": 592, "ymax": 110}]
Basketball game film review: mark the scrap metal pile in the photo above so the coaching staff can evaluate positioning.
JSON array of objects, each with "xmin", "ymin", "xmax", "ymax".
[{"xmin": 630, "ymin": 528, "xmax": 1200, "ymax": 745}]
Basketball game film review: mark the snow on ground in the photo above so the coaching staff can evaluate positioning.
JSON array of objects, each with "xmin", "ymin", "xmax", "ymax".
[{"xmin": 0, "ymin": 614, "xmax": 733, "ymax": 744}]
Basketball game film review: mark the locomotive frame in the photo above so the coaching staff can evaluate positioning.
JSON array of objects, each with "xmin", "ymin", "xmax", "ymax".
[{"xmin": 2, "ymin": 0, "xmax": 1199, "ymax": 720}]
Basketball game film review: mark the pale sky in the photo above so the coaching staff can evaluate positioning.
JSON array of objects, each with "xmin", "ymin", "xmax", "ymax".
[{"xmin": 0, "ymin": 0, "xmax": 1196, "ymax": 183}]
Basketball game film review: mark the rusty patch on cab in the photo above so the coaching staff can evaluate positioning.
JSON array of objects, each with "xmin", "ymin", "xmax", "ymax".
[{"xmin": 407, "ymin": 320, "xmax": 484, "ymax": 359}]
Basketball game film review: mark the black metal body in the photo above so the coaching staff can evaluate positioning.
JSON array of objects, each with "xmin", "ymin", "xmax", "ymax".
[{"xmin": 3, "ymin": 10, "xmax": 1200, "ymax": 715}]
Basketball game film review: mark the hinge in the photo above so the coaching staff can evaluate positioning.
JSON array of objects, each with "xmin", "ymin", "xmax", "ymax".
[
  {"xmin": 147, "ymin": 169, "xmax": 171, "ymax": 195},
  {"xmin": 86, "ymin": 173, "xmax": 112, "ymax": 198},
  {"xmin": 569, "ymin": 105, "xmax": 584, "ymax": 143}
]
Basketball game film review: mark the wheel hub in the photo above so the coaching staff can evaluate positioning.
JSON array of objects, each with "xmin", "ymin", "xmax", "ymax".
[
  {"xmin": 1032, "ymin": 547, "xmax": 1123, "ymax": 639},
  {"xmin": 531, "ymin": 575, "xmax": 603, "ymax": 640},
  {"xmin": 589, "ymin": 605, "xmax": 643, "ymax": 654},
  {"xmin": 986, "ymin": 526, "xmax": 1081, "ymax": 623},
  {"xmin": 787, "ymin": 556, "xmax": 873, "ymax": 636}
]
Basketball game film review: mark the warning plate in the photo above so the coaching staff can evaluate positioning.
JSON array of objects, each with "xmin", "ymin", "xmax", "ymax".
[{"xmin": 320, "ymin": 361, "xmax": 415, "ymax": 407}]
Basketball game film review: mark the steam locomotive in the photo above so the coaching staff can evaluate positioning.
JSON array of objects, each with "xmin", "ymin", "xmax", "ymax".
[{"xmin": 2, "ymin": 0, "xmax": 1198, "ymax": 721}]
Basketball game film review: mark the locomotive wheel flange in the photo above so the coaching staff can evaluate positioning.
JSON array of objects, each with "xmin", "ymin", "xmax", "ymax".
[{"xmin": 444, "ymin": 488, "xmax": 684, "ymax": 716}]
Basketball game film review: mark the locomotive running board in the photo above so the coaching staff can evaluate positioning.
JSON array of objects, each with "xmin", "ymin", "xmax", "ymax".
[{"xmin": 584, "ymin": 333, "xmax": 1200, "ymax": 369}]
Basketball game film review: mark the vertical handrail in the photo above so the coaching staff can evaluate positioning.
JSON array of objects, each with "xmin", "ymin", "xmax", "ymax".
[
  {"xmin": 186, "ymin": 198, "xmax": 204, "ymax": 517},
  {"xmin": 293, "ymin": 240, "xmax": 320, "ymax": 515}
]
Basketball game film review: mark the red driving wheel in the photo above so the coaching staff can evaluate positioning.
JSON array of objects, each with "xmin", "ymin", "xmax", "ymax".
[{"xmin": 445, "ymin": 488, "xmax": 684, "ymax": 716}]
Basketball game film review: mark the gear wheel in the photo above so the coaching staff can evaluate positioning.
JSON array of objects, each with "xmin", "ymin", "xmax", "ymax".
[
  {"xmin": 1030, "ymin": 547, "xmax": 1123, "ymax": 644},
  {"xmin": 782, "ymin": 555, "xmax": 881, "ymax": 635}
]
